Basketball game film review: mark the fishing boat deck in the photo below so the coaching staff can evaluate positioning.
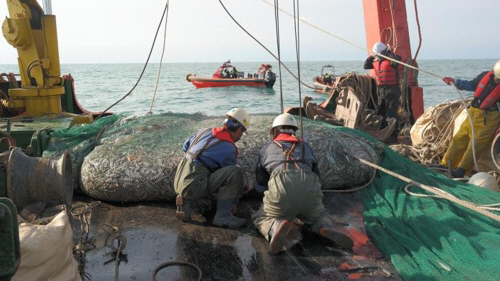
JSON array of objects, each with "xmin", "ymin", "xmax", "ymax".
[{"xmin": 75, "ymin": 192, "xmax": 401, "ymax": 281}]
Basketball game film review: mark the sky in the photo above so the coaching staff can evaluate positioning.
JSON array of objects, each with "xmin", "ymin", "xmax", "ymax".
[{"xmin": 1, "ymin": 0, "xmax": 499, "ymax": 64}]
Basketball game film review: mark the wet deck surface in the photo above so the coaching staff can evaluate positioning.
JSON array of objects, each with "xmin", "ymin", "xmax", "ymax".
[{"xmin": 74, "ymin": 192, "xmax": 401, "ymax": 281}]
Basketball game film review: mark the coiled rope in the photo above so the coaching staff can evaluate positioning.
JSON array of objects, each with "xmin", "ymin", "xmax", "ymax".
[{"xmin": 390, "ymin": 99, "xmax": 471, "ymax": 166}]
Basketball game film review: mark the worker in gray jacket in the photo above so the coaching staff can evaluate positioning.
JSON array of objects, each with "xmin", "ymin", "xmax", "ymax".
[{"xmin": 252, "ymin": 113, "xmax": 353, "ymax": 254}]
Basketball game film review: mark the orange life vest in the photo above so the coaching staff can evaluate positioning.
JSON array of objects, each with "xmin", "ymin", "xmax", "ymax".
[
  {"xmin": 473, "ymin": 71, "xmax": 500, "ymax": 110},
  {"xmin": 373, "ymin": 59, "xmax": 398, "ymax": 86}
]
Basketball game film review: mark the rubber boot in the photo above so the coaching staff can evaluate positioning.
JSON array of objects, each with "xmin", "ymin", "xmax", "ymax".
[
  {"xmin": 428, "ymin": 163, "xmax": 446, "ymax": 170},
  {"xmin": 283, "ymin": 222, "xmax": 303, "ymax": 250},
  {"xmin": 319, "ymin": 226, "xmax": 354, "ymax": 249},
  {"xmin": 212, "ymin": 199, "xmax": 246, "ymax": 228},
  {"xmin": 269, "ymin": 220, "xmax": 292, "ymax": 254},
  {"xmin": 451, "ymin": 168, "xmax": 465, "ymax": 178},
  {"xmin": 176, "ymin": 195, "xmax": 198, "ymax": 222}
]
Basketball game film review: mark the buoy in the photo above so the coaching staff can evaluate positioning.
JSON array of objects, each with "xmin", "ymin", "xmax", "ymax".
[{"xmin": 468, "ymin": 172, "xmax": 499, "ymax": 192}]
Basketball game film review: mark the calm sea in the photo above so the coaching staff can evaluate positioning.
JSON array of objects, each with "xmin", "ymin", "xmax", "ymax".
[{"xmin": 1, "ymin": 59, "xmax": 497, "ymax": 116}]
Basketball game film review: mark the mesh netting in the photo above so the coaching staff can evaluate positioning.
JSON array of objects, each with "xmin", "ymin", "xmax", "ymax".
[
  {"xmin": 43, "ymin": 114, "xmax": 121, "ymax": 190},
  {"xmin": 343, "ymin": 129, "xmax": 500, "ymax": 281},
  {"xmin": 44, "ymin": 113, "xmax": 380, "ymax": 202}
]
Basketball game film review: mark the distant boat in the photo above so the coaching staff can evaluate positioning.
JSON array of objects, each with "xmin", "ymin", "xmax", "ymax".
[
  {"xmin": 312, "ymin": 64, "xmax": 335, "ymax": 93},
  {"xmin": 186, "ymin": 62, "xmax": 276, "ymax": 88}
]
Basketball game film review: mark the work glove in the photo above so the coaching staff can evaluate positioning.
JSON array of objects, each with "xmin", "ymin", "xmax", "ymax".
[{"xmin": 443, "ymin": 76, "xmax": 455, "ymax": 85}]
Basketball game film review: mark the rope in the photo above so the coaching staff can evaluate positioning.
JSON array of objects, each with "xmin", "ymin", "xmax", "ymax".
[
  {"xmin": 403, "ymin": 184, "xmax": 500, "ymax": 212},
  {"xmin": 152, "ymin": 261, "xmax": 202, "ymax": 281},
  {"xmin": 390, "ymin": 100, "xmax": 469, "ymax": 166},
  {"xmin": 99, "ymin": 223, "xmax": 127, "ymax": 281},
  {"xmin": 71, "ymin": 201, "xmax": 102, "ymax": 281},
  {"xmin": 387, "ymin": 0, "xmax": 398, "ymax": 53},
  {"xmin": 273, "ymin": 0, "xmax": 284, "ymax": 113},
  {"xmin": 261, "ymin": 0, "xmax": 480, "ymax": 171},
  {"xmin": 217, "ymin": 0, "xmax": 314, "ymax": 90},
  {"xmin": 322, "ymin": 166, "xmax": 377, "ymax": 193},
  {"xmin": 446, "ymin": 84, "xmax": 480, "ymax": 172},
  {"xmin": 357, "ymin": 157, "xmax": 500, "ymax": 222},
  {"xmin": 412, "ymin": 0, "xmax": 423, "ymax": 60},
  {"xmin": 148, "ymin": 0, "xmax": 170, "ymax": 114},
  {"xmin": 97, "ymin": 0, "xmax": 170, "ymax": 119},
  {"xmin": 292, "ymin": 0, "xmax": 304, "ymax": 146}
]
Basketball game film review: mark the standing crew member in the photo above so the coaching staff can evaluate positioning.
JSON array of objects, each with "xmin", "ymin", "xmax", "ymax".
[
  {"xmin": 364, "ymin": 42, "xmax": 402, "ymax": 141},
  {"xmin": 174, "ymin": 108, "xmax": 250, "ymax": 228},
  {"xmin": 323, "ymin": 72, "xmax": 331, "ymax": 85},
  {"xmin": 252, "ymin": 113, "xmax": 353, "ymax": 254},
  {"xmin": 440, "ymin": 60, "xmax": 500, "ymax": 178}
]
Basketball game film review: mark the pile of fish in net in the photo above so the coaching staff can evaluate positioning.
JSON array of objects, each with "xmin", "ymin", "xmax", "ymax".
[{"xmin": 45, "ymin": 113, "xmax": 382, "ymax": 202}]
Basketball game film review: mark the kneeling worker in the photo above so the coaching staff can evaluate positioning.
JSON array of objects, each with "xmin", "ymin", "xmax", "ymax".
[
  {"xmin": 440, "ymin": 60, "xmax": 500, "ymax": 178},
  {"xmin": 174, "ymin": 108, "xmax": 250, "ymax": 228},
  {"xmin": 252, "ymin": 113, "xmax": 353, "ymax": 254}
]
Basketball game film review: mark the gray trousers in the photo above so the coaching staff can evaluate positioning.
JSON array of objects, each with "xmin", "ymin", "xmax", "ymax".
[{"xmin": 252, "ymin": 170, "xmax": 333, "ymax": 241}]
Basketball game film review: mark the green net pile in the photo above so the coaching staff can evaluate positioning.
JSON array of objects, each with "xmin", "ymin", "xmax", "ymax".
[
  {"xmin": 44, "ymin": 113, "xmax": 379, "ymax": 202},
  {"xmin": 43, "ymin": 114, "xmax": 122, "ymax": 190},
  {"xmin": 338, "ymin": 129, "xmax": 500, "ymax": 281}
]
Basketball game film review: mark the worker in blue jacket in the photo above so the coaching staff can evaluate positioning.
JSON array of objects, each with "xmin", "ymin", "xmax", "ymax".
[
  {"xmin": 252, "ymin": 113, "xmax": 353, "ymax": 254},
  {"xmin": 440, "ymin": 60, "xmax": 500, "ymax": 177},
  {"xmin": 174, "ymin": 108, "xmax": 250, "ymax": 228}
]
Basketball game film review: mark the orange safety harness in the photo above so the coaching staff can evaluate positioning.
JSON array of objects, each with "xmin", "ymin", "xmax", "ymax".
[{"xmin": 273, "ymin": 140, "xmax": 301, "ymax": 170}]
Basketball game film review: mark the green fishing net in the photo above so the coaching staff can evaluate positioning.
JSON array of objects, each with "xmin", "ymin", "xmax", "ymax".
[
  {"xmin": 341, "ymin": 129, "xmax": 500, "ymax": 281},
  {"xmin": 42, "ymin": 112, "xmax": 500, "ymax": 280},
  {"xmin": 43, "ymin": 114, "xmax": 121, "ymax": 190}
]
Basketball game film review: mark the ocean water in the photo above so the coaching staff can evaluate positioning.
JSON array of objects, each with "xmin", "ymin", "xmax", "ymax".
[{"xmin": 1, "ymin": 59, "xmax": 497, "ymax": 116}]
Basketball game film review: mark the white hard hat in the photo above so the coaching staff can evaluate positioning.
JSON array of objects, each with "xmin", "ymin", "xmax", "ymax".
[
  {"xmin": 468, "ymin": 172, "xmax": 499, "ymax": 192},
  {"xmin": 225, "ymin": 108, "xmax": 250, "ymax": 130},
  {"xmin": 494, "ymin": 60, "xmax": 500, "ymax": 79},
  {"xmin": 372, "ymin": 42, "xmax": 387, "ymax": 55},
  {"xmin": 272, "ymin": 113, "xmax": 298, "ymax": 129}
]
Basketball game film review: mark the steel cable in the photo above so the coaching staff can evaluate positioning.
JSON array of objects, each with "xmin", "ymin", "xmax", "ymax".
[
  {"xmin": 217, "ymin": 0, "xmax": 314, "ymax": 90},
  {"xmin": 261, "ymin": 0, "xmax": 480, "ymax": 172},
  {"xmin": 149, "ymin": 0, "xmax": 171, "ymax": 114},
  {"xmin": 274, "ymin": 0, "xmax": 284, "ymax": 113},
  {"xmin": 97, "ymin": 0, "xmax": 170, "ymax": 119}
]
